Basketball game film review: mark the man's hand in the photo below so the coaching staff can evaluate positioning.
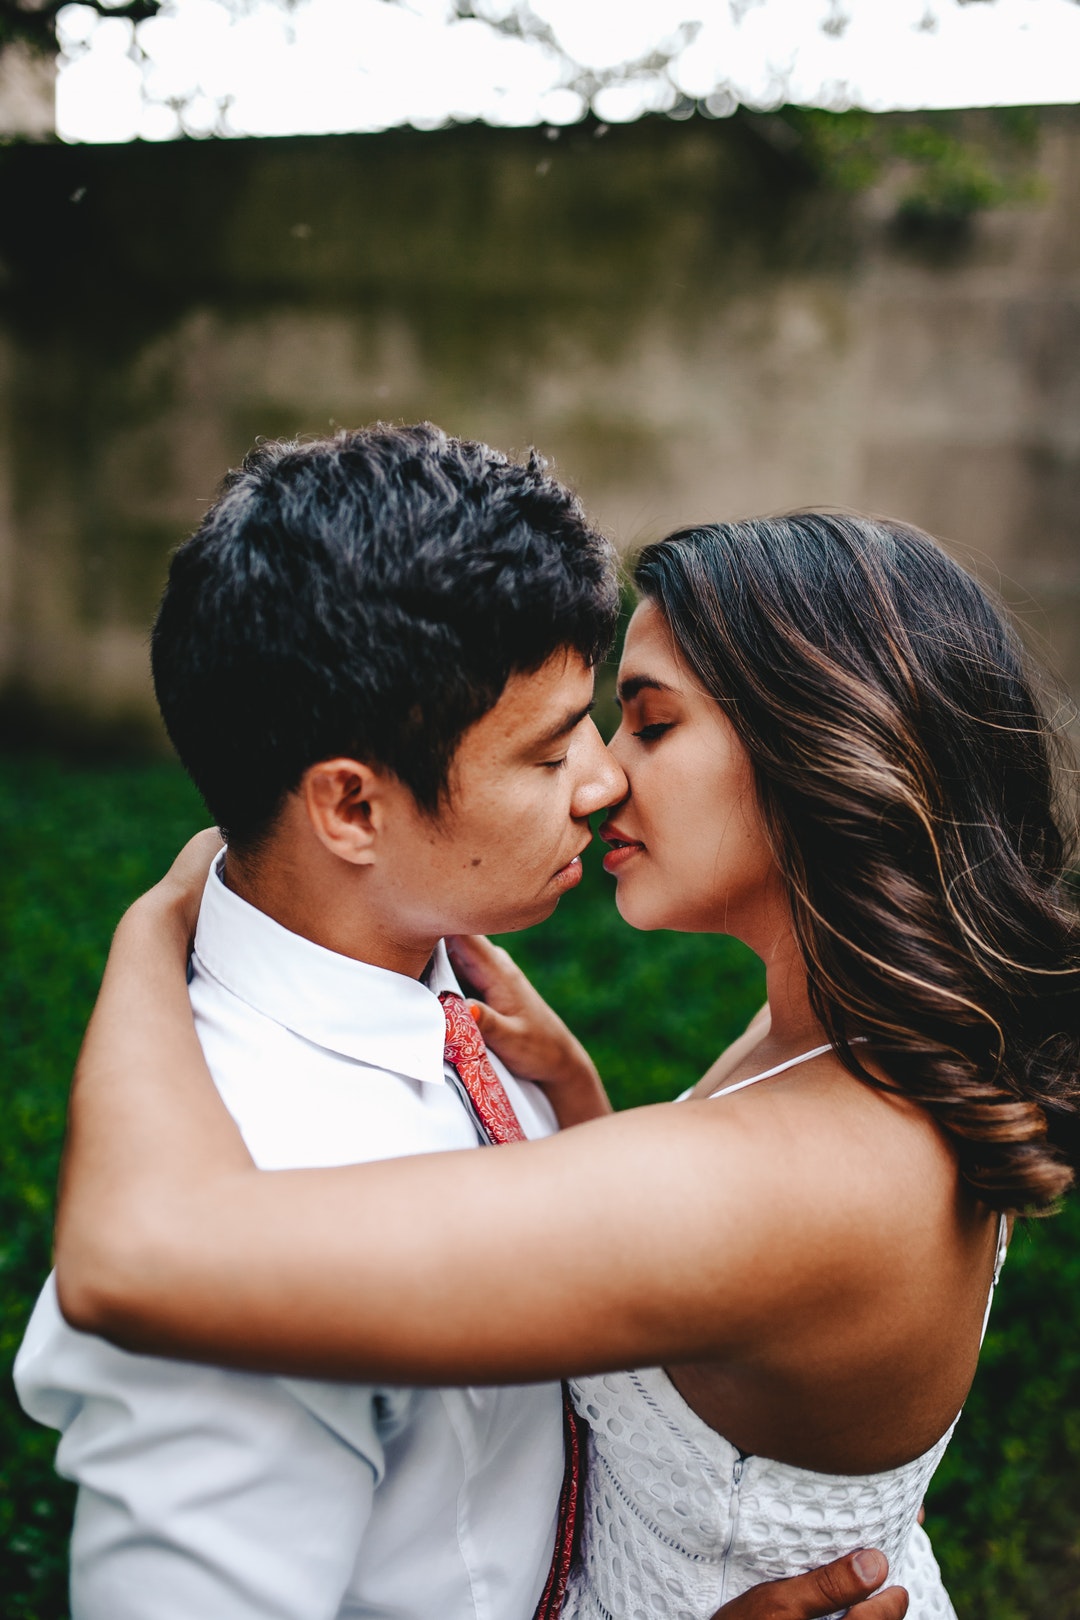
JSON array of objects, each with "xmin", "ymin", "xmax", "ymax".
[{"xmin": 713, "ymin": 1550, "xmax": 907, "ymax": 1620}]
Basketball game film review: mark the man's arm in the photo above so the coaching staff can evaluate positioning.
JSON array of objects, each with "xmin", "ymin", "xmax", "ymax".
[{"xmin": 717, "ymin": 1549, "xmax": 907, "ymax": 1620}]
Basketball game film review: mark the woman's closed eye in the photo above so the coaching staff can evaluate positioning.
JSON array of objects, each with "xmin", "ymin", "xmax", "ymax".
[{"xmin": 632, "ymin": 722, "xmax": 674, "ymax": 742}]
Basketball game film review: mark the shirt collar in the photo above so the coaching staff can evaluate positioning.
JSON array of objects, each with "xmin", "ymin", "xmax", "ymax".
[{"xmin": 192, "ymin": 850, "xmax": 455, "ymax": 1086}]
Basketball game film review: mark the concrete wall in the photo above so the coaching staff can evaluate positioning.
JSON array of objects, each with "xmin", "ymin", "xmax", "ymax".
[
  {"xmin": 0, "ymin": 42, "xmax": 54, "ymax": 139},
  {"xmin": 0, "ymin": 110, "xmax": 1077, "ymax": 746}
]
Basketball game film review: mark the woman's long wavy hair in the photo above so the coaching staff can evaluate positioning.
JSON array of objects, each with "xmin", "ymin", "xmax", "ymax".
[{"xmin": 635, "ymin": 513, "xmax": 1080, "ymax": 1214}]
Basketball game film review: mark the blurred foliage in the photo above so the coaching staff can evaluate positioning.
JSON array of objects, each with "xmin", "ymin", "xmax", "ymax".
[
  {"xmin": 0, "ymin": 0, "xmax": 1048, "ymax": 241},
  {"xmin": 0, "ymin": 754, "xmax": 207, "ymax": 1619},
  {"xmin": 0, "ymin": 0, "xmax": 158, "ymax": 58},
  {"xmin": 1, "ymin": 750, "xmax": 1078, "ymax": 1617},
  {"xmin": 378, "ymin": 4, "xmax": 1045, "ymax": 230},
  {"xmin": 771, "ymin": 105, "xmax": 1044, "ymax": 226},
  {"xmin": 928, "ymin": 1200, "xmax": 1080, "ymax": 1618}
]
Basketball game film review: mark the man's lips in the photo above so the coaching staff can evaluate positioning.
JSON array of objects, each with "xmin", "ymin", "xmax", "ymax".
[
  {"xmin": 553, "ymin": 836, "xmax": 593, "ymax": 883},
  {"xmin": 599, "ymin": 822, "xmax": 645, "ymax": 875}
]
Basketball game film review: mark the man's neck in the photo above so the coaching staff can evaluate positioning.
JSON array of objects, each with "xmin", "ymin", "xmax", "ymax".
[{"xmin": 222, "ymin": 845, "xmax": 438, "ymax": 981}]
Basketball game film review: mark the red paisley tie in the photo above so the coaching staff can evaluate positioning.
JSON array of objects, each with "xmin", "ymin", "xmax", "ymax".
[{"xmin": 439, "ymin": 991, "xmax": 583, "ymax": 1620}]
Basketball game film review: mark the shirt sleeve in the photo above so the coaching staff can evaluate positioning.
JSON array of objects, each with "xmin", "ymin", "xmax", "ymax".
[{"xmin": 16, "ymin": 1278, "xmax": 386, "ymax": 1620}]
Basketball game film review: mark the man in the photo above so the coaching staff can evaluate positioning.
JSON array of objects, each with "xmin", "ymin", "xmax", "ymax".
[{"xmin": 16, "ymin": 424, "xmax": 906, "ymax": 1619}]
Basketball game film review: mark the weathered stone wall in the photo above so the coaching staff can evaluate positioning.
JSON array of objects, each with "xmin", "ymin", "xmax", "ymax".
[
  {"xmin": 0, "ymin": 42, "xmax": 54, "ymax": 139},
  {"xmin": 0, "ymin": 110, "xmax": 1077, "ymax": 747}
]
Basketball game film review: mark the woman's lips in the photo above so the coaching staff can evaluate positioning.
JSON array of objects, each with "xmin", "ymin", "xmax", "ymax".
[
  {"xmin": 599, "ymin": 824, "xmax": 645, "ymax": 875},
  {"xmin": 601, "ymin": 843, "xmax": 642, "ymax": 874}
]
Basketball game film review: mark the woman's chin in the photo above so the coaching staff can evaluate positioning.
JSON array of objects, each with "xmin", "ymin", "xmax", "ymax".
[
  {"xmin": 613, "ymin": 884, "xmax": 714, "ymax": 935},
  {"xmin": 613, "ymin": 885, "xmax": 671, "ymax": 932}
]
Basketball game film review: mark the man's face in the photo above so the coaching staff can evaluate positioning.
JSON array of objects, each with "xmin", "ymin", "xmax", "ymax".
[{"xmin": 376, "ymin": 648, "xmax": 627, "ymax": 941}]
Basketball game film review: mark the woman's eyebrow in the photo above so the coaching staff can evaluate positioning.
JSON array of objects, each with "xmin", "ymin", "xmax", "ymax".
[{"xmin": 615, "ymin": 675, "xmax": 674, "ymax": 707}]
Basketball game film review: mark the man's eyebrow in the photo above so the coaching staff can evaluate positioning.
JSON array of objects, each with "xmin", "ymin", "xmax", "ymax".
[
  {"xmin": 615, "ymin": 675, "xmax": 674, "ymax": 707},
  {"xmin": 528, "ymin": 701, "xmax": 595, "ymax": 752}
]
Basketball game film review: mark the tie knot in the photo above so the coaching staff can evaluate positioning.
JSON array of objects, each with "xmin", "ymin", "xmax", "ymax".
[
  {"xmin": 438, "ymin": 990, "xmax": 526, "ymax": 1146},
  {"xmin": 439, "ymin": 990, "xmax": 483, "ymax": 1069}
]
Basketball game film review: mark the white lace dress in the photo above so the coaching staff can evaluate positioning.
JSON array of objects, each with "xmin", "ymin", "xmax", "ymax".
[{"xmin": 562, "ymin": 1045, "xmax": 1008, "ymax": 1620}]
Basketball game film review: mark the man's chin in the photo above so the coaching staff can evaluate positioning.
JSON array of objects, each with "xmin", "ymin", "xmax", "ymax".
[
  {"xmin": 472, "ymin": 860, "xmax": 584, "ymax": 935},
  {"xmin": 475, "ymin": 893, "xmax": 564, "ymax": 938}
]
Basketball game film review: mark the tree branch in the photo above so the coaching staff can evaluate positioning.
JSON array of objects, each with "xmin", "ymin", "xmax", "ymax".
[{"xmin": 0, "ymin": 0, "xmax": 161, "ymax": 58}]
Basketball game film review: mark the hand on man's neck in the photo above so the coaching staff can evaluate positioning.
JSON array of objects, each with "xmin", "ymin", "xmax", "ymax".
[{"xmin": 222, "ymin": 815, "xmax": 439, "ymax": 982}]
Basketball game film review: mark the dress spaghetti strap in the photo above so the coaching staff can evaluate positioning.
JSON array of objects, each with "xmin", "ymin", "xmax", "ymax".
[
  {"xmin": 707, "ymin": 1042, "xmax": 835, "ymax": 1099},
  {"xmin": 982, "ymin": 1211, "xmax": 1010, "ymax": 1341}
]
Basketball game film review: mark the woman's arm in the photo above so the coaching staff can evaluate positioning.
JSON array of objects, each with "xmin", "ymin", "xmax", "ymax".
[
  {"xmin": 55, "ymin": 836, "xmax": 903, "ymax": 1383},
  {"xmin": 55, "ymin": 910, "xmax": 896, "ymax": 1382},
  {"xmin": 55, "ymin": 833, "xmax": 256, "ymax": 1323},
  {"xmin": 61, "ymin": 1095, "xmax": 865, "ymax": 1383}
]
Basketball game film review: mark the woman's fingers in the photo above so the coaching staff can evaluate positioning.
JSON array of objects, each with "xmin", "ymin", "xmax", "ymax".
[
  {"xmin": 446, "ymin": 934, "xmax": 525, "ymax": 1008},
  {"xmin": 159, "ymin": 829, "xmax": 224, "ymax": 939},
  {"xmin": 711, "ymin": 1550, "xmax": 907, "ymax": 1620},
  {"xmin": 445, "ymin": 933, "xmax": 495, "ymax": 988},
  {"xmin": 449, "ymin": 938, "xmax": 605, "ymax": 1111},
  {"xmin": 465, "ymin": 998, "xmax": 515, "ymax": 1051},
  {"xmin": 165, "ymin": 828, "xmax": 224, "ymax": 888},
  {"xmin": 464, "ymin": 998, "xmax": 552, "ymax": 1081}
]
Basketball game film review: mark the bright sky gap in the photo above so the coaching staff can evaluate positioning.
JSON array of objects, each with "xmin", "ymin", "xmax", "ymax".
[{"xmin": 56, "ymin": 0, "xmax": 1080, "ymax": 145}]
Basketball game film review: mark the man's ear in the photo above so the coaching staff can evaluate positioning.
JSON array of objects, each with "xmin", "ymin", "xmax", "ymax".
[{"xmin": 300, "ymin": 758, "xmax": 392, "ymax": 866}]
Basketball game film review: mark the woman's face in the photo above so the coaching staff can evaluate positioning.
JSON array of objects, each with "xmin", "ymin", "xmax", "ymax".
[{"xmin": 602, "ymin": 599, "xmax": 780, "ymax": 940}]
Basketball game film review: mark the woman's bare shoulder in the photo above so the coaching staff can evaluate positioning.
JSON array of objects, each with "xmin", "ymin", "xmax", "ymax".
[{"xmin": 605, "ymin": 1055, "xmax": 965, "ymax": 1303}]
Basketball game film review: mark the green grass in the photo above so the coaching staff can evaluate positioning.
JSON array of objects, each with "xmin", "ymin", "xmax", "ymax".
[{"xmin": 1, "ymin": 753, "xmax": 1078, "ymax": 1618}]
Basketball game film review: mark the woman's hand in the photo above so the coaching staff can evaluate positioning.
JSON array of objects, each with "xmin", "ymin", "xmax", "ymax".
[
  {"xmin": 155, "ymin": 828, "xmax": 225, "ymax": 943},
  {"xmin": 445, "ymin": 934, "xmax": 612, "ymax": 1127}
]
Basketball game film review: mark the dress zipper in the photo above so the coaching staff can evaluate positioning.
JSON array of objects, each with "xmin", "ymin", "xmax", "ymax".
[{"xmin": 716, "ymin": 1456, "xmax": 745, "ymax": 1606}]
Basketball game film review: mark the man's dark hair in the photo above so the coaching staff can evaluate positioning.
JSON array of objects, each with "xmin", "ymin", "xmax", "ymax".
[{"xmin": 152, "ymin": 423, "xmax": 618, "ymax": 849}]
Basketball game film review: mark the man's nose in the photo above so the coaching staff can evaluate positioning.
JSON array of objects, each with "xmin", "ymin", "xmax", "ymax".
[{"xmin": 571, "ymin": 719, "xmax": 628, "ymax": 818}]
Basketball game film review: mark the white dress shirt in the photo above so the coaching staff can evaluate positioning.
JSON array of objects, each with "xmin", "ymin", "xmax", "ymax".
[{"xmin": 16, "ymin": 853, "xmax": 565, "ymax": 1620}]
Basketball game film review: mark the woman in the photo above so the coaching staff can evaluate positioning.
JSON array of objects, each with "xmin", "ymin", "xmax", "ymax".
[{"xmin": 54, "ymin": 513, "xmax": 1080, "ymax": 1616}]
